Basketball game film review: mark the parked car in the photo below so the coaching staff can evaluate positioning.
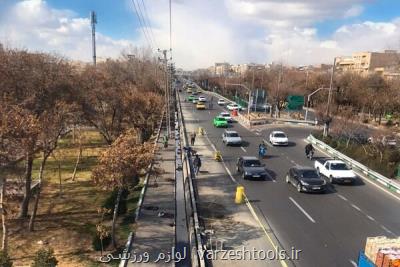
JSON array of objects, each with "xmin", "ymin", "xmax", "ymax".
[
  {"xmin": 213, "ymin": 116, "xmax": 228, "ymax": 128},
  {"xmin": 198, "ymin": 96, "xmax": 207, "ymax": 102},
  {"xmin": 286, "ymin": 166, "xmax": 327, "ymax": 193},
  {"xmin": 219, "ymin": 111, "xmax": 233, "ymax": 122},
  {"xmin": 196, "ymin": 102, "xmax": 206, "ymax": 110},
  {"xmin": 222, "ymin": 130, "xmax": 242, "ymax": 145},
  {"xmin": 268, "ymin": 131, "xmax": 289, "ymax": 146},
  {"xmin": 368, "ymin": 135, "xmax": 397, "ymax": 147},
  {"xmin": 227, "ymin": 103, "xmax": 243, "ymax": 111},
  {"xmin": 236, "ymin": 156, "xmax": 268, "ymax": 180},
  {"xmin": 314, "ymin": 159, "xmax": 357, "ymax": 184},
  {"xmin": 217, "ymin": 99, "xmax": 226, "ymax": 105}
]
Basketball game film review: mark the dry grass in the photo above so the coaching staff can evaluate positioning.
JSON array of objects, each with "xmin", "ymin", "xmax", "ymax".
[{"xmin": 5, "ymin": 129, "xmax": 140, "ymax": 267}]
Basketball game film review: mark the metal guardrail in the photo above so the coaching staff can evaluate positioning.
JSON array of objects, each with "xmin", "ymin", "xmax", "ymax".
[
  {"xmin": 177, "ymin": 91, "xmax": 206, "ymax": 267},
  {"xmin": 119, "ymin": 110, "xmax": 165, "ymax": 267},
  {"xmin": 307, "ymin": 134, "xmax": 400, "ymax": 194},
  {"xmin": 194, "ymin": 85, "xmax": 317, "ymax": 127}
]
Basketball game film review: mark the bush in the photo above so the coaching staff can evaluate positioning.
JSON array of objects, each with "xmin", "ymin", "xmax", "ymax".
[
  {"xmin": 32, "ymin": 248, "xmax": 58, "ymax": 267},
  {"xmin": 388, "ymin": 150, "xmax": 400, "ymax": 163},
  {"xmin": 362, "ymin": 118, "xmax": 369, "ymax": 123},
  {"xmin": 102, "ymin": 188, "xmax": 129, "ymax": 216},
  {"xmin": 0, "ymin": 250, "xmax": 12, "ymax": 267},
  {"xmin": 386, "ymin": 120, "xmax": 393, "ymax": 127},
  {"xmin": 92, "ymin": 233, "xmax": 111, "ymax": 251}
]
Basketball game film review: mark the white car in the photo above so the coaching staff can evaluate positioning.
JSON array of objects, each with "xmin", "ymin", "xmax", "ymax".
[
  {"xmin": 222, "ymin": 130, "xmax": 242, "ymax": 145},
  {"xmin": 227, "ymin": 103, "xmax": 242, "ymax": 111},
  {"xmin": 217, "ymin": 99, "xmax": 226, "ymax": 105},
  {"xmin": 268, "ymin": 131, "xmax": 289, "ymax": 146},
  {"xmin": 314, "ymin": 159, "xmax": 357, "ymax": 184},
  {"xmin": 198, "ymin": 96, "xmax": 207, "ymax": 102},
  {"xmin": 219, "ymin": 111, "xmax": 233, "ymax": 122}
]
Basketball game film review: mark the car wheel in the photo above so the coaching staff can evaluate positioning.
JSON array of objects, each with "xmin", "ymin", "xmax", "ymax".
[
  {"xmin": 329, "ymin": 175, "xmax": 334, "ymax": 184},
  {"xmin": 242, "ymin": 173, "xmax": 247, "ymax": 180},
  {"xmin": 316, "ymin": 167, "xmax": 320, "ymax": 175},
  {"xmin": 237, "ymin": 167, "xmax": 240, "ymax": 173},
  {"xmin": 297, "ymin": 183, "xmax": 302, "ymax": 193},
  {"xmin": 285, "ymin": 175, "xmax": 290, "ymax": 183}
]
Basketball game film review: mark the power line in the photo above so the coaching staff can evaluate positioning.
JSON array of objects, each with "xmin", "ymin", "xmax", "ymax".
[
  {"xmin": 135, "ymin": 0, "xmax": 156, "ymax": 49},
  {"xmin": 169, "ymin": 0, "xmax": 172, "ymax": 58},
  {"xmin": 139, "ymin": 0, "xmax": 158, "ymax": 49},
  {"xmin": 130, "ymin": 0, "xmax": 153, "ymax": 49}
]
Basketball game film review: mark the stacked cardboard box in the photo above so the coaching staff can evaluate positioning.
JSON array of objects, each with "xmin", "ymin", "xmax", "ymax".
[{"xmin": 364, "ymin": 236, "xmax": 400, "ymax": 266}]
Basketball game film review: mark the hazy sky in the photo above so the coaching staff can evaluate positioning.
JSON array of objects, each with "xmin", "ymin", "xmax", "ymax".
[{"xmin": 1, "ymin": 0, "xmax": 400, "ymax": 70}]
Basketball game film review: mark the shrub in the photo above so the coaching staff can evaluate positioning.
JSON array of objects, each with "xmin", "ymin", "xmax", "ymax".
[
  {"xmin": 388, "ymin": 150, "xmax": 400, "ymax": 163},
  {"xmin": 362, "ymin": 118, "xmax": 369, "ymax": 123},
  {"xmin": 0, "ymin": 250, "xmax": 13, "ymax": 267},
  {"xmin": 102, "ymin": 188, "xmax": 129, "ymax": 216},
  {"xmin": 32, "ymin": 248, "xmax": 58, "ymax": 267},
  {"xmin": 92, "ymin": 233, "xmax": 111, "ymax": 251},
  {"xmin": 386, "ymin": 120, "xmax": 393, "ymax": 127}
]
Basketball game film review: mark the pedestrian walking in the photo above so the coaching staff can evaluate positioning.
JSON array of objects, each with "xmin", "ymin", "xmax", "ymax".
[
  {"xmin": 190, "ymin": 132, "xmax": 197, "ymax": 146},
  {"xmin": 193, "ymin": 154, "xmax": 202, "ymax": 175}
]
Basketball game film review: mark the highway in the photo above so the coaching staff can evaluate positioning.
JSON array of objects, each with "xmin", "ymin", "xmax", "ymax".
[{"xmin": 180, "ymin": 90, "xmax": 400, "ymax": 267}]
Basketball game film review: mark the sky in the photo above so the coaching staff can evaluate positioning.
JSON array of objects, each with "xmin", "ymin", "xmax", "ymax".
[{"xmin": 0, "ymin": 0, "xmax": 400, "ymax": 70}]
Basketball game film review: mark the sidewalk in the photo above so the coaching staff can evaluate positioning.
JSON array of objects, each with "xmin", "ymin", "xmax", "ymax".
[
  {"xmin": 182, "ymin": 109, "xmax": 286, "ymax": 267},
  {"xmin": 126, "ymin": 129, "xmax": 175, "ymax": 267}
]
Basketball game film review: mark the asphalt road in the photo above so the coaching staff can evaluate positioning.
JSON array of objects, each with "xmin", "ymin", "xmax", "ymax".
[{"xmin": 179, "ymin": 90, "xmax": 400, "ymax": 267}]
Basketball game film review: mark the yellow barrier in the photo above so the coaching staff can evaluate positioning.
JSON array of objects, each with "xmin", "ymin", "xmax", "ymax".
[
  {"xmin": 198, "ymin": 127, "xmax": 204, "ymax": 135},
  {"xmin": 214, "ymin": 151, "xmax": 222, "ymax": 161},
  {"xmin": 235, "ymin": 186, "xmax": 244, "ymax": 204}
]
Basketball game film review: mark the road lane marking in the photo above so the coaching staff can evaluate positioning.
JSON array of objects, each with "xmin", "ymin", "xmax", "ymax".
[
  {"xmin": 255, "ymin": 132, "xmax": 261, "ymax": 136},
  {"xmin": 289, "ymin": 197, "xmax": 316, "ymax": 223},
  {"xmin": 240, "ymin": 146, "xmax": 247, "ymax": 152},
  {"xmin": 366, "ymin": 215, "xmax": 376, "ymax": 221},
  {"xmin": 337, "ymin": 194, "xmax": 348, "ymax": 201},
  {"xmin": 349, "ymin": 259, "xmax": 357, "ymax": 267},
  {"xmin": 303, "ymin": 138, "xmax": 400, "ymax": 203},
  {"xmin": 351, "ymin": 204, "xmax": 362, "ymax": 212},
  {"xmin": 381, "ymin": 225, "xmax": 395, "ymax": 235},
  {"xmin": 262, "ymin": 139, "xmax": 273, "ymax": 147}
]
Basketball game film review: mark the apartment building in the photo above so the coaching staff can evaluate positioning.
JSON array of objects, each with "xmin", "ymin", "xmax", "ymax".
[{"xmin": 335, "ymin": 50, "xmax": 400, "ymax": 77}]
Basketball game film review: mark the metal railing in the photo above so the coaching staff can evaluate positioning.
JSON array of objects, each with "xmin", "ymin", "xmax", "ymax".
[
  {"xmin": 177, "ymin": 90, "xmax": 207, "ymax": 267},
  {"xmin": 307, "ymin": 134, "xmax": 400, "ymax": 194}
]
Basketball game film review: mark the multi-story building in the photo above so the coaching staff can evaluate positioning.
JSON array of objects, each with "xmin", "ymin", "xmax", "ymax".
[
  {"xmin": 214, "ymin": 62, "xmax": 231, "ymax": 76},
  {"xmin": 335, "ymin": 50, "xmax": 400, "ymax": 76}
]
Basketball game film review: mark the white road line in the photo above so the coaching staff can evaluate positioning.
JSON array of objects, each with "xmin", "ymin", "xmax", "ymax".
[
  {"xmin": 351, "ymin": 204, "xmax": 362, "ymax": 212},
  {"xmin": 349, "ymin": 259, "xmax": 357, "ymax": 267},
  {"xmin": 289, "ymin": 197, "xmax": 316, "ymax": 223},
  {"xmin": 337, "ymin": 194, "xmax": 348, "ymax": 201},
  {"xmin": 255, "ymin": 132, "xmax": 261, "ymax": 136},
  {"xmin": 381, "ymin": 225, "xmax": 395, "ymax": 235},
  {"xmin": 263, "ymin": 139, "xmax": 273, "ymax": 147},
  {"xmin": 366, "ymin": 215, "xmax": 376, "ymax": 221},
  {"xmin": 240, "ymin": 146, "xmax": 247, "ymax": 152},
  {"xmin": 303, "ymin": 138, "xmax": 400, "ymax": 203}
]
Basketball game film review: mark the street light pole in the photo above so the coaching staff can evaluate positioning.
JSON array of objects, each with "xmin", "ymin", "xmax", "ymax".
[
  {"xmin": 225, "ymin": 82, "xmax": 251, "ymax": 119},
  {"xmin": 304, "ymin": 87, "xmax": 330, "ymax": 121}
]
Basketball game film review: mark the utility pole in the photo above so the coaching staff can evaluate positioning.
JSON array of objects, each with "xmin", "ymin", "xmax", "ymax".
[
  {"xmin": 90, "ymin": 11, "xmax": 97, "ymax": 66},
  {"xmin": 323, "ymin": 58, "xmax": 336, "ymax": 137},
  {"xmin": 158, "ymin": 49, "xmax": 171, "ymax": 137}
]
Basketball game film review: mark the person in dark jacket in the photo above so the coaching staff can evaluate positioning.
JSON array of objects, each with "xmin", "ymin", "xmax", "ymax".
[{"xmin": 193, "ymin": 154, "xmax": 202, "ymax": 175}]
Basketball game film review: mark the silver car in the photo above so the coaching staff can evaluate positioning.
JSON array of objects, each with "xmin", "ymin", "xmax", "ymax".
[{"xmin": 222, "ymin": 130, "xmax": 242, "ymax": 146}]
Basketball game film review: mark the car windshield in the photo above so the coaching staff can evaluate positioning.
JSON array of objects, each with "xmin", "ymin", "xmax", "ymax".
[
  {"xmin": 300, "ymin": 170, "xmax": 319, "ymax": 179},
  {"xmin": 217, "ymin": 117, "xmax": 226, "ymax": 121},
  {"xmin": 330, "ymin": 163, "xmax": 350, "ymax": 170},
  {"xmin": 227, "ymin": 133, "xmax": 239, "ymax": 137},
  {"xmin": 219, "ymin": 99, "xmax": 224, "ymax": 102},
  {"xmin": 274, "ymin": 133, "xmax": 286, "ymax": 138},
  {"xmin": 243, "ymin": 160, "xmax": 261, "ymax": 167},
  {"xmin": 221, "ymin": 113, "xmax": 229, "ymax": 117}
]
